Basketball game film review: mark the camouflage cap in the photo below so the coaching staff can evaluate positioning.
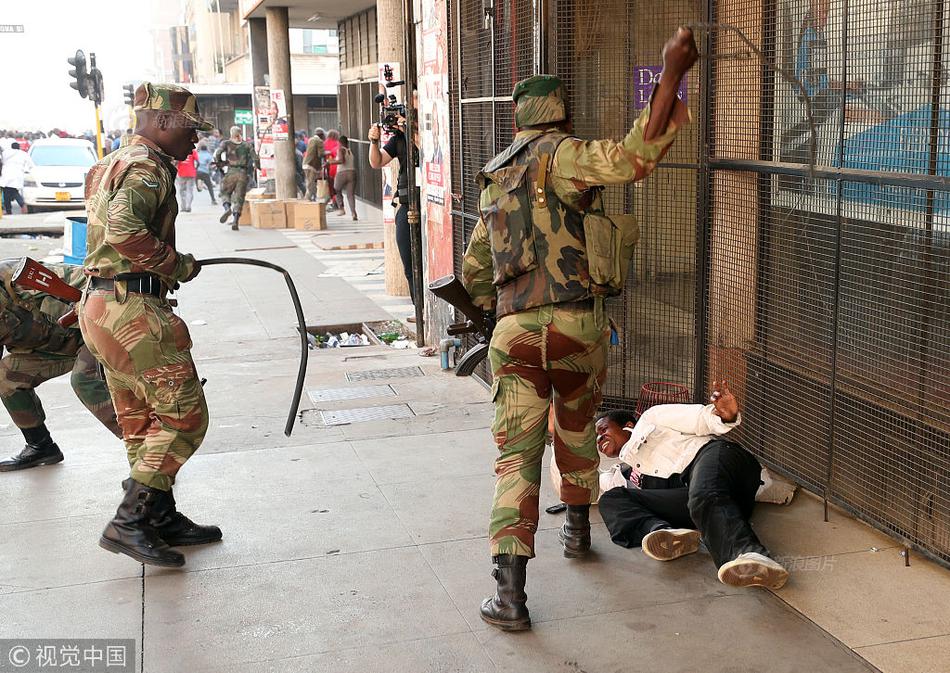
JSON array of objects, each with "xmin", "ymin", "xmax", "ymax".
[
  {"xmin": 133, "ymin": 82, "xmax": 213, "ymax": 131},
  {"xmin": 512, "ymin": 75, "xmax": 569, "ymax": 128}
]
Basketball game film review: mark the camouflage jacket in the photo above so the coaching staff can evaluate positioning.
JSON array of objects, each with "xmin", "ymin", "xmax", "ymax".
[
  {"xmin": 302, "ymin": 136, "xmax": 325, "ymax": 170},
  {"xmin": 83, "ymin": 135, "xmax": 196, "ymax": 284},
  {"xmin": 0, "ymin": 258, "xmax": 85, "ymax": 355},
  {"xmin": 214, "ymin": 139, "xmax": 258, "ymax": 174},
  {"xmin": 462, "ymin": 101, "xmax": 689, "ymax": 317}
]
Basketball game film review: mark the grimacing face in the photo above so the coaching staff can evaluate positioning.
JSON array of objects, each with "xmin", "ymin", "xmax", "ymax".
[{"xmin": 595, "ymin": 417, "xmax": 633, "ymax": 458}]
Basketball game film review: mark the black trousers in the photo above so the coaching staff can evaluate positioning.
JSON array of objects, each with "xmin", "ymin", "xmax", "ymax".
[
  {"xmin": 599, "ymin": 439, "xmax": 769, "ymax": 568},
  {"xmin": 2, "ymin": 187, "xmax": 24, "ymax": 214},
  {"xmin": 395, "ymin": 203, "xmax": 415, "ymax": 305},
  {"xmin": 196, "ymin": 171, "xmax": 216, "ymax": 202}
]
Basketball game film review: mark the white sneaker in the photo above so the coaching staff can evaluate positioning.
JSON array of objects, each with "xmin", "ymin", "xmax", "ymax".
[
  {"xmin": 718, "ymin": 552, "xmax": 789, "ymax": 590},
  {"xmin": 641, "ymin": 528, "xmax": 701, "ymax": 561}
]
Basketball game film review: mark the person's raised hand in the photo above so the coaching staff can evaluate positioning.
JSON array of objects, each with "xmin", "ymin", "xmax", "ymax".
[
  {"xmin": 710, "ymin": 379, "xmax": 739, "ymax": 423},
  {"xmin": 368, "ymin": 125, "xmax": 381, "ymax": 142},
  {"xmin": 662, "ymin": 27, "xmax": 699, "ymax": 79}
]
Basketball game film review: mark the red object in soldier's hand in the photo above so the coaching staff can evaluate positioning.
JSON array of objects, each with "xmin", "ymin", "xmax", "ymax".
[
  {"xmin": 12, "ymin": 258, "xmax": 83, "ymax": 327},
  {"xmin": 13, "ymin": 258, "xmax": 82, "ymax": 302}
]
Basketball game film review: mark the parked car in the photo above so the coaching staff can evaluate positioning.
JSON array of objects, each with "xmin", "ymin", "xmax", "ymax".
[{"xmin": 22, "ymin": 138, "xmax": 96, "ymax": 212}]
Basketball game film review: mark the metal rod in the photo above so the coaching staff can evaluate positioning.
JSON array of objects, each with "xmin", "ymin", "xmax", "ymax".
[
  {"xmin": 692, "ymin": 0, "xmax": 716, "ymax": 404},
  {"xmin": 402, "ymin": 0, "xmax": 425, "ymax": 346},
  {"xmin": 197, "ymin": 257, "xmax": 308, "ymax": 437},
  {"xmin": 709, "ymin": 158, "xmax": 950, "ymax": 189}
]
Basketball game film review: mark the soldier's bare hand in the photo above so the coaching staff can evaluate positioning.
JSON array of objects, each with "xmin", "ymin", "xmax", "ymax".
[
  {"xmin": 662, "ymin": 27, "xmax": 699, "ymax": 78},
  {"xmin": 368, "ymin": 125, "xmax": 381, "ymax": 142},
  {"xmin": 710, "ymin": 379, "xmax": 739, "ymax": 423}
]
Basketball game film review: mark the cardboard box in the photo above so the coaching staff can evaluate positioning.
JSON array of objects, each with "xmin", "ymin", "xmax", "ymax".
[
  {"xmin": 238, "ymin": 207, "xmax": 251, "ymax": 226},
  {"xmin": 246, "ymin": 188, "xmax": 275, "ymax": 201},
  {"xmin": 250, "ymin": 200, "xmax": 287, "ymax": 229},
  {"xmin": 287, "ymin": 200, "xmax": 326, "ymax": 231}
]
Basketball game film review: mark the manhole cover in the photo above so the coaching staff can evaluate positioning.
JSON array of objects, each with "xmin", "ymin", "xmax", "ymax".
[
  {"xmin": 346, "ymin": 366, "xmax": 424, "ymax": 382},
  {"xmin": 320, "ymin": 404, "xmax": 414, "ymax": 426},
  {"xmin": 308, "ymin": 385, "xmax": 395, "ymax": 403}
]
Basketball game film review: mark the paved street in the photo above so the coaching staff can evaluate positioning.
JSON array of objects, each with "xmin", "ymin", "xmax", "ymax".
[{"xmin": 0, "ymin": 202, "xmax": 946, "ymax": 672}]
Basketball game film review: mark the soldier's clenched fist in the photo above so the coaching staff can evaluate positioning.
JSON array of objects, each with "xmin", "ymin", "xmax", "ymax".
[{"xmin": 662, "ymin": 27, "xmax": 699, "ymax": 78}]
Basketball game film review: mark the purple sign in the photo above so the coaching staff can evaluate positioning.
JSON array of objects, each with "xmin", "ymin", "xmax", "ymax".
[{"xmin": 634, "ymin": 66, "xmax": 687, "ymax": 110}]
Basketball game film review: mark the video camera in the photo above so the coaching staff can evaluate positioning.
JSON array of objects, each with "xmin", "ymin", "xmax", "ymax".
[{"xmin": 374, "ymin": 64, "xmax": 407, "ymax": 134}]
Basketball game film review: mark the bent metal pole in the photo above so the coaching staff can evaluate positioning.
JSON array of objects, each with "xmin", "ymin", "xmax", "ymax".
[{"xmin": 197, "ymin": 257, "xmax": 308, "ymax": 437}]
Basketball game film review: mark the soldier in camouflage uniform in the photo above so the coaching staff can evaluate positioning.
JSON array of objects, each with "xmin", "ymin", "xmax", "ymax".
[
  {"xmin": 462, "ymin": 28, "xmax": 698, "ymax": 630},
  {"xmin": 0, "ymin": 259, "xmax": 120, "ymax": 471},
  {"xmin": 215, "ymin": 125, "xmax": 259, "ymax": 230},
  {"xmin": 79, "ymin": 82, "xmax": 220, "ymax": 568}
]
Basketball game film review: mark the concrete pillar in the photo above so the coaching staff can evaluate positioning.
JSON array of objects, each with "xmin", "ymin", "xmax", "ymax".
[
  {"xmin": 248, "ymin": 17, "xmax": 268, "ymax": 87},
  {"xmin": 265, "ymin": 6, "xmax": 297, "ymax": 200},
  {"xmin": 376, "ymin": 0, "xmax": 410, "ymax": 297}
]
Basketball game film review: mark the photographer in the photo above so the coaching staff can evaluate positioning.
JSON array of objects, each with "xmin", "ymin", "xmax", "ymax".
[{"xmin": 367, "ymin": 120, "xmax": 419, "ymax": 308}]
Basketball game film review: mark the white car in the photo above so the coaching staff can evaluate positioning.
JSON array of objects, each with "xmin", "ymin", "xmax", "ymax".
[{"xmin": 22, "ymin": 138, "xmax": 97, "ymax": 212}]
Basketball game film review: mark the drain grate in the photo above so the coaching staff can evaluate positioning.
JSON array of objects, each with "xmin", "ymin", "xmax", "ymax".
[
  {"xmin": 308, "ymin": 385, "xmax": 395, "ymax": 403},
  {"xmin": 346, "ymin": 366, "xmax": 425, "ymax": 382},
  {"xmin": 320, "ymin": 404, "xmax": 414, "ymax": 426}
]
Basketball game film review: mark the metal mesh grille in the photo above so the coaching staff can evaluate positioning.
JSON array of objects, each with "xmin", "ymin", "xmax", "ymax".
[
  {"xmin": 555, "ymin": 0, "xmax": 705, "ymax": 410},
  {"xmin": 446, "ymin": 0, "xmax": 950, "ymax": 564},
  {"xmin": 708, "ymin": 0, "xmax": 950, "ymax": 565}
]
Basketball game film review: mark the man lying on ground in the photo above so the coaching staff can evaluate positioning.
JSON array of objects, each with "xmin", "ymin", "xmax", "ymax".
[{"xmin": 595, "ymin": 380, "xmax": 789, "ymax": 590}]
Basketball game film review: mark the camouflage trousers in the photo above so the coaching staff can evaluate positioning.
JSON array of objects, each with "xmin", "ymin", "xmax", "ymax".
[
  {"xmin": 0, "ymin": 346, "xmax": 120, "ymax": 435},
  {"xmin": 488, "ymin": 301, "xmax": 609, "ymax": 558},
  {"xmin": 220, "ymin": 170, "xmax": 249, "ymax": 215},
  {"xmin": 79, "ymin": 290, "xmax": 208, "ymax": 491}
]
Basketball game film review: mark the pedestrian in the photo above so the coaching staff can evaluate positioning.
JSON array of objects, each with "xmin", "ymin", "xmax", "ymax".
[
  {"xmin": 214, "ymin": 125, "xmax": 259, "ymax": 231},
  {"xmin": 176, "ymin": 148, "xmax": 198, "ymax": 212},
  {"xmin": 0, "ymin": 258, "xmax": 121, "ymax": 471},
  {"xmin": 0, "ymin": 142, "xmax": 34, "ymax": 215},
  {"xmin": 367, "ymin": 119, "xmax": 420, "ymax": 307},
  {"xmin": 195, "ymin": 140, "xmax": 217, "ymax": 204},
  {"xmin": 459, "ymin": 28, "xmax": 698, "ymax": 631},
  {"xmin": 79, "ymin": 82, "xmax": 220, "ymax": 568},
  {"xmin": 324, "ymin": 129, "xmax": 340, "ymax": 210},
  {"xmin": 328, "ymin": 135, "xmax": 358, "ymax": 220},
  {"xmin": 206, "ymin": 128, "xmax": 223, "ymax": 186},
  {"xmin": 303, "ymin": 128, "xmax": 326, "ymax": 201}
]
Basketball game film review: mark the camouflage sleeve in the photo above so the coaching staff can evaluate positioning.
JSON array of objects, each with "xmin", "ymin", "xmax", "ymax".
[
  {"xmin": 106, "ymin": 164, "xmax": 195, "ymax": 283},
  {"xmin": 552, "ymin": 99, "xmax": 690, "ymax": 190},
  {"xmin": 0, "ymin": 306, "xmax": 82, "ymax": 354},
  {"xmin": 461, "ymin": 218, "xmax": 496, "ymax": 312}
]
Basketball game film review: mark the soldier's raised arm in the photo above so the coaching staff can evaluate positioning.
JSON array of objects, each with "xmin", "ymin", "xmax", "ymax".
[{"xmin": 553, "ymin": 27, "xmax": 697, "ymax": 189}]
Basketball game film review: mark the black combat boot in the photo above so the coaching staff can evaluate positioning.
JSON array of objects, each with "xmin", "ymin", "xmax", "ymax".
[
  {"xmin": 150, "ymin": 487, "xmax": 222, "ymax": 546},
  {"xmin": 99, "ymin": 480, "xmax": 185, "ymax": 567},
  {"xmin": 558, "ymin": 504, "xmax": 591, "ymax": 558},
  {"xmin": 479, "ymin": 555, "xmax": 531, "ymax": 631},
  {"xmin": 0, "ymin": 425, "xmax": 64, "ymax": 472},
  {"xmin": 219, "ymin": 201, "xmax": 232, "ymax": 223},
  {"xmin": 231, "ymin": 211, "xmax": 240, "ymax": 231}
]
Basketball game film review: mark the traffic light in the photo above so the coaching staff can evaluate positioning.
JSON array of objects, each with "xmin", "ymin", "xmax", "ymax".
[
  {"xmin": 67, "ymin": 50, "xmax": 88, "ymax": 99},
  {"xmin": 123, "ymin": 83, "xmax": 135, "ymax": 107},
  {"xmin": 88, "ymin": 52, "xmax": 103, "ymax": 106}
]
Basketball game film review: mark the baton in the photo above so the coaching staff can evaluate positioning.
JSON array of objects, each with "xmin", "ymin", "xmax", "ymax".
[{"xmin": 197, "ymin": 257, "xmax": 308, "ymax": 437}]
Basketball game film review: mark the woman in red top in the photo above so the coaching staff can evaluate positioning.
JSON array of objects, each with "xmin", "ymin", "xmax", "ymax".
[
  {"xmin": 176, "ymin": 149, "xmax": 198, "ymax": 212},
  {"xmin": 323, "ymin": 130, "xmax": 340, "ymax": 210}
]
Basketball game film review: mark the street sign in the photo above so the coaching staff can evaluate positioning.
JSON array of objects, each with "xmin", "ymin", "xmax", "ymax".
[
  {"xmin": 234, "ymin": 109, "xmax": 253, "ymax": 125},
  {"xmin": 0, "ymin": 25, "xmax": 25, "ymax": 33}
]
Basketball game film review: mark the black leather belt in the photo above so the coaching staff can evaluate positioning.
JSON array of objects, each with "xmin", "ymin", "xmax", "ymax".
[
  {"xmin": 559, "ymin": 297, "xmax": 597, "ymax": 311},
  {"xmin": 88, "ymin": 274, "xmax": 164, "ymax": 297}
]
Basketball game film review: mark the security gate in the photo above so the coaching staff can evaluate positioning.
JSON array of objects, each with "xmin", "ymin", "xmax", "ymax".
[{"xmin": 448, "ymin": 0, "xmax": 950, "ymax": 566}]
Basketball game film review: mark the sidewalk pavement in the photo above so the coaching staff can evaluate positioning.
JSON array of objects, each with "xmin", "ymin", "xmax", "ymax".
[{"xmin": 0, "ymin": 199, "xmax": 947, "ymax": 672}]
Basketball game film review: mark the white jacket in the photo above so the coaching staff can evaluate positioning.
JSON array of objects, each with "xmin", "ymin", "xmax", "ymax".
[
  {"xmin": 0, "ymin": 149, "xmax": 35, "ymax": 190},
  {"xmin": 618, "ymin": 403, "xmax": 739, "ymax": 479}
]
